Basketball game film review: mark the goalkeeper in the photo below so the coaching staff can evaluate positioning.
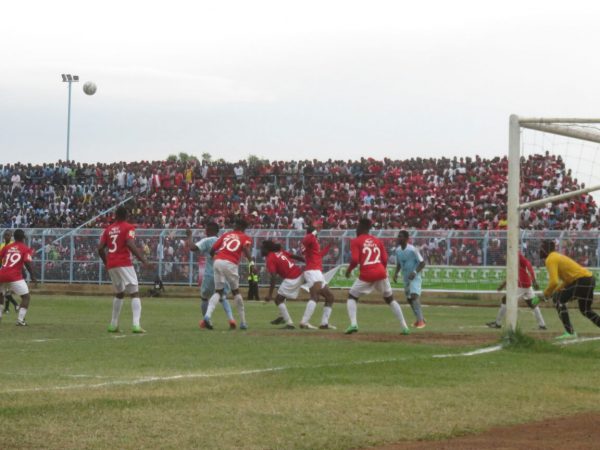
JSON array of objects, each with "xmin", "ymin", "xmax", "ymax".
[{"xmin": 535, "ymin": 240, "xmax": 600, "ymax": 339}]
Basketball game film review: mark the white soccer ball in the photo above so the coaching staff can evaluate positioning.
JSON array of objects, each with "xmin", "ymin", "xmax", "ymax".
[{"xmin": 83, "ymin": 81, "xmax": 97, "ymax": 96}]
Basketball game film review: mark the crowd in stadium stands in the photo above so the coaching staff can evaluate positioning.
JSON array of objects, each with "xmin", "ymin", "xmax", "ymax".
[
  {"xmin": 0, "ymin": 153, "xmax": 597, "ymax": 233},
  {"xmin": 1, "ymin": 153, "xmax": 597, "ymax": 274}
]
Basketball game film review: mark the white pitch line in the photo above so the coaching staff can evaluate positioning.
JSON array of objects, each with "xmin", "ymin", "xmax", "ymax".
[
  {"xmin": 66, "ymin": 374, "xmax": 116, "ymax": 379},
  {"xmin": 554, "ymin": 336, "xmax": 600, "ymax": 346},
  {"xmin": 5, "ymin": 337, "xmax": 600, "ymax": 395},
  {"xmin": 0, "ymin": 350, "xmax": 491, "ymax": 395},
  {"xmin": 18, "ymin": 334, "xmax": 141, "ymax": 344},
  {"xmin": 432, "ymin": 345, "xmax": 503, "ymax": 358},
  {"xmin": 1, "ymin": 367, "xmax": 288, "ymax": 394}
]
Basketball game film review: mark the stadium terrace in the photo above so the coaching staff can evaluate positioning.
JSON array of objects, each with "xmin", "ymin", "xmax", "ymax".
[{"xmin": 0, "ymin": 153, "xmax": 595, "ymax": 231}]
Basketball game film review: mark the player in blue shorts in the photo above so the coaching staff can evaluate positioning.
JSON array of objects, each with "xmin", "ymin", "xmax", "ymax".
[
  {"xmin": 186, "ymin": 223, "xmax": 236, "ymax": 329},
  {"xmin": 392, "ymin": 230, "xmax": 426, "ymax": 328}
]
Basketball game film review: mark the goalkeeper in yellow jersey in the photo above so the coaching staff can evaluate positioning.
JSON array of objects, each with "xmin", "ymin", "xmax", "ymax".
[{"xmin": 536, "ymin": 240, "xmax": 600, "ymax": 340}]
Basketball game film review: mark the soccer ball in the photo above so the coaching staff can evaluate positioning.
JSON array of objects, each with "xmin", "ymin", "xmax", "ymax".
[{"xmin": 83, "ymin": 81, "xmax": 97, "ymax": 96}]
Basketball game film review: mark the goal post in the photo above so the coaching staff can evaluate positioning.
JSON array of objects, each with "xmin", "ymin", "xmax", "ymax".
[{"xmin": 506, "ymin": 115, "xmax": 600, "ymax": 331}]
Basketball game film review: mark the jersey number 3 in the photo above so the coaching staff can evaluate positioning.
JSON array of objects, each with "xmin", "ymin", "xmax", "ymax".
[{"xmin": 108, "ymin": 235, "xmax": 119, "ymax": 253}]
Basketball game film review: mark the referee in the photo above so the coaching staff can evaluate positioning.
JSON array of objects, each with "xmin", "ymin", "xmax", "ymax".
[{"xmin": 537, "ymin": 240, "xmax": 600, "ymax": 339}]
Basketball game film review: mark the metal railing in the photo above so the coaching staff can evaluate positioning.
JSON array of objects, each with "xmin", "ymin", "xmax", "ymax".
[{"xmin": 4, "ymin": 228, "xmax": 599, "ymax": 286}]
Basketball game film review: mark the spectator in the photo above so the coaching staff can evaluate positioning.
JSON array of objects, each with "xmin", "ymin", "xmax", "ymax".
[{"xmin": 0, "ymin": 155, "xmax": 596, "ymax": 233}]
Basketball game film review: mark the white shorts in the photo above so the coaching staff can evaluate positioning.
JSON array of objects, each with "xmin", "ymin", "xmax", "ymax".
[
  {"xmin": 303, "ymin": 270, "xmax": 327, "ymax": 289},
  {"xmin": 108, "ymin": 266, "xmax": 139, "ymax": 294},
  {"xmin": 214, "ymin": 259, "xmax": 240, "ymax": 291},
  {"xmin": 277, "ymin": 275, "xmax": 305, "ymax": 299},
  {"xmin": 518, "ymin": 286, "xmax": 535, "ymax": 301},
  {"xmin": 0, "ymin": 279, "xmax": 29, "ymax": 296},
  {"xmin": 349, "ymin": 278, "xmax": 393, "ymax": 299}
]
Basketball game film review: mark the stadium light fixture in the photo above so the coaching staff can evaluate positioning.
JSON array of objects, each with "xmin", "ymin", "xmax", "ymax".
[{"xmin": 61, "ymin": 73, "xmax": 79, "ymax": 161}]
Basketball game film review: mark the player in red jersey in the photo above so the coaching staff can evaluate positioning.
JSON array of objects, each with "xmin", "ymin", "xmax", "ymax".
[
  {"xmin": 297, "ymin": 225, "xmax": 336, "ymax": 330},
  {"xmin": 0, "ymin": 229, "xmax": 37, "ymax": 326},
  {"xmin": 262, "ymin": 240, "xmax": 305, "ymax": 329},
  {"xmin": 1, "ymin": 230, "xmax": 20, "ymax": 314},
  {"xmin": 344, "ymin": 219, "xmax": 409, "ymax": 335},
  {"xmin": 486, "ymin": 251, "xmax": 547, "ymax": 330},
  {"xmin": 98, "ymin": 207, "xmax": 149, "ymax": 333},
  {"xmin": 201, "ymin": 219, "xmax": 253, "ymax": 330}
]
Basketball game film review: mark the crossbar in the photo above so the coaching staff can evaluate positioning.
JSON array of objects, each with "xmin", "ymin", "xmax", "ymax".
[{"xmin": 520, "ymin": 123, "xmax": 600, "ymax": 145}]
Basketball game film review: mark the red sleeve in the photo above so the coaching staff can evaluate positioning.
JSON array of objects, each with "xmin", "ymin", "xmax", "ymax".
[
  {"xmin": 305, "ymin": 233, "xmax": 316, "ymax": 249},
  {"xmin": 347, "ymin": 239, "xmax": 360, "ymax": 272},
  {"xmin": 211, "ymin": 235, "xmax": 225, "ymax": 252},
  {"xmin": 320, "ymin": 243, "xmax": 332, "ymax": 257},
  {"xmin": 24, "ymin": 248, "xmax": 33, "ymax": 263},
  {"xmin": 243, "ymin": 234, "xmax": 252, "ymax": 248},
  {"xmin": 99, "ymin": 228, "xmax": 108, "ymax": 245},
  {"xmin": 266, "ymin": 254, "xmax": 277, "ymax": 274},
  {"xmin": 126, "ymin": 224, "xmax": 136, "ymax": 241},
  {"xmin": 522, "ymin": 255, "xmax": 536, "ymax": 281}
]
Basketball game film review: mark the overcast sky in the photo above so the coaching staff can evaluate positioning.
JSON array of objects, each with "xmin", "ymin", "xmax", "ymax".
[{"xmin": 2, "ymin": 0, "xmax": 600, "ymax": 165}]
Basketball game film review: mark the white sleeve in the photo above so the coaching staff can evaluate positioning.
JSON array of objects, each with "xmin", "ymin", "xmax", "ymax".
[
  {"xmin": 195, "ymin": 238, "xmax": 211, "ymax": 255},
  {"xmin": 412, "ymin": 245, "xmax": 424, "ymax": 263}
]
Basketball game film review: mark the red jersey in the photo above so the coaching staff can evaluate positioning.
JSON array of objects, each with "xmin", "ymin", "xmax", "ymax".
[
  {"xmin": 0, "ymin": 242, "xmax": 33, "ymax": 282},
  {"xmin": 518, "ymin": 252, "xmax": 536, "ymax": 288},
  {"xmin": 300, "ymin": 232, "xmax": 322, "ymax": 271},
  {"xmin": 212, "ymin": 230, "xmax": 252, "ymax": 265},
  {"xmin": 100, "ymin": 221, "xmax": 136, "ymax": 269},
  {"xmin": 266, "ymin": 251, "xmax": 302, "ymax": 280},
  {"xmin": 347, "ymin": 234, "xmax": 388, "ymax": 282}
]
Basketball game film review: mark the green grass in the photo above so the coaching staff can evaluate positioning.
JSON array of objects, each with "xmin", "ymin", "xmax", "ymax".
[{"xmin": 1, "ymin": 295, "xmax": 600, "ymax": 449}]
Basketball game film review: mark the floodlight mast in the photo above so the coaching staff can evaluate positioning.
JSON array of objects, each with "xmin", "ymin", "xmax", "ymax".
[{"xmin": 61, "ymin": 73, "xmax": 79, "ymax": 161}]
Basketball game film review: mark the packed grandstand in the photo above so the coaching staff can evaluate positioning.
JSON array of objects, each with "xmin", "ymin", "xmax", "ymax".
[{"xmin": 1, "ymin": 152, "xmax": 596, "ymax": 232}]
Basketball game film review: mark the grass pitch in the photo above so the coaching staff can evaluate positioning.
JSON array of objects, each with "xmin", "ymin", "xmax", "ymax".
[{"xmin": 1, "ymin": 295, "xmax": 600, "ymax": 449}]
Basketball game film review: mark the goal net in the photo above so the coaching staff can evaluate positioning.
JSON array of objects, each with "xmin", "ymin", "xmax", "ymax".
[{"xmin": 505, "ymin": 116, "xmax": 600, "ymax": 330}]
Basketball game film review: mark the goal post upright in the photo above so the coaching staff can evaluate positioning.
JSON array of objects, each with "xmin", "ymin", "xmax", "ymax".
[
  {"xmin": 506, "ymin": 115, "xmax": 600, "ymax": 332},
  {"xmin": 506, "ymin": 114, "xmax": 521, "ymax": 331}
]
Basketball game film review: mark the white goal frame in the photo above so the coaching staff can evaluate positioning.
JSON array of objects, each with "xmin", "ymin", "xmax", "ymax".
[{"xmin": 506, "ymin": 115, "xmax": 600, "ymax": 330}]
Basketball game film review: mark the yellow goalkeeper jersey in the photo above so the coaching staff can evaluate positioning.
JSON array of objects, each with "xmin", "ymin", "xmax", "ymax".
[
  {"xmin": 544, "ymin": 251, "xmax": 593, "ymax": 297},
  {"xmin": 0, "ymin": 239, "xmax": 14, "ymax": 267}
]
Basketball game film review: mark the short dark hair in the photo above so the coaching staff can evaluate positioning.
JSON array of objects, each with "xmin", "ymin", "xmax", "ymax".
[
  {"xmin": 13, "ymin": 229, "xmax": 25, "ymax": 241},
  {"xmin": 205, "ymin": 222, "xmax": 219, "ymax": 234},
  {"xmin": 262, "ymin": 240, "xmax": 281, "ymax": 253},
  {"xmin": 234, "ymin": 218, "xmax": 248, "ymax": 231},
  {"xmin": 398, "ymin": 230, "xmax": 409, "ymax": 239},
  {"xmin": 357, "ymin": 218, "xmax": 372, "ymax": 232},
  {"xmin": 115, "ymin": 206, "xmax": 128, "ymax": 221},
  {"xmin": 541, "ymin": 240, "xmax": 556, "ymax": 254}
]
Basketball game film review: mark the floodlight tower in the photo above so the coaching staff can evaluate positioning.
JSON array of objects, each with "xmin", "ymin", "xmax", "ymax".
[{"xmin": 61, "ymin": 74, "xmax": 79, "ymax": 161}]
